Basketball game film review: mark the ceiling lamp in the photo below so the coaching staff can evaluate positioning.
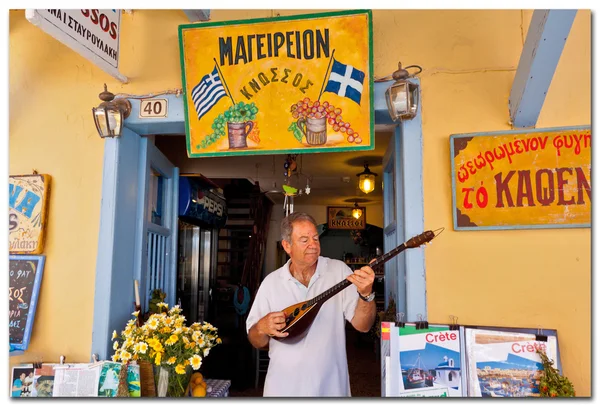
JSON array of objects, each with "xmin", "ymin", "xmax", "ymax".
[
  {"xmin": 356, "ymin": 163, "xmax": 378, "ymax": 194},
  {"xmin": 92, "ymin": 84, "xmax": 131, "ymax": 138},
  {"xmin": 352, "ymin": 202, "xmax": 363, "ymax": 219},
  {"xmin": 385, "ymin": 62, "xmax": 422, "ymax": 121}
]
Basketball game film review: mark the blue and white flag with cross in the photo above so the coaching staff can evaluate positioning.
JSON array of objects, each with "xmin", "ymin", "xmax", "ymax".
[
  {"xmin": 191, "ymin": 66, "xmax": 227, "ymax": 120},
  {"xmin": 323, "ymin": 58, "xmax": 365, "ymax": 105}
]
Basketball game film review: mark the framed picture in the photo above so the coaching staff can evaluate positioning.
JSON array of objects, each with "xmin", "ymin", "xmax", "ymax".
[{"xmin": 9, "ymin": 255, "xmax": 45, "ymax": 353}]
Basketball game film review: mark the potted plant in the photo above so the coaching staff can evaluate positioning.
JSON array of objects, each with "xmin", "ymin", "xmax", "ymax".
[
  {"xmin": 111, "ymin": 302, "xmax": 221, "ymax": 397},
  {"xmin": 536, "ymin": 349, "xmax": 576, "ymax": 397}
]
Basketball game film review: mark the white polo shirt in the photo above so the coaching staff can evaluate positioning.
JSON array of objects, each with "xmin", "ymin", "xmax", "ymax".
[{"xmin": 246, "ymin": 256, "xmax": 359, "ymax": 397}]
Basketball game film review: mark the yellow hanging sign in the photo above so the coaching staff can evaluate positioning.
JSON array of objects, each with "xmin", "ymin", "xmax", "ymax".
[{"xmin": 178, "ymin": 10, "xmax": 373, "ymax": 157}]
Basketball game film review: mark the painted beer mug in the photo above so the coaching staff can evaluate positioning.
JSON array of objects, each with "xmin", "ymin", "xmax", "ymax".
[
  {"xmin": 296, "ymin": 116, "xmax": 327, "ymax": 146},
  {"xmin": 227, "ymin": 121, "xmax": 254, "ymax": 149}
]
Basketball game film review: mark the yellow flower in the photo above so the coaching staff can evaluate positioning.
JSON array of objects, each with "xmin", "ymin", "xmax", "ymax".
[
  {"xmin": 167, "ymin": 357, "xmax": 177, "ymax": 365},
  {"xmin": 153, "ymin": 342, "xmax": 164, "ymax": 353},
  {"xmin": 164, "ymin": 317, "xmax": 173, "ymax": 326},
  {"xmin": 185, "ymin": 342, "xmax": 196, "ymax": 350},
  {"xmin": 113, "ymin": 341, "xmax": 119, "ymax": 350},
  {"xmin": 216, "ymin": 338, "xmax": 222, "ymax": 344},
  {"xmin": 189, "ymin": 354, "xmax": 203, "ymax": 370},
  {"xmin": 134, "ymin": 342, "xmax": 148, "ymax": 354},
  {"xmin": 111, "ymin": 354, "xmax": 120, "ymax": 362},
  {"xmin": 184, "ymin": 359, "xmax": 190, "ymax": 366},
  {"xmin": 132, "ymin": 310, "xmax": 140, "ymax": 317},
  {"xmin": 124, "ymin": 337, "xmax": 134, "ymax": 348},
  {"xmin": 166, "ymin": 334, "xmax": 179, "ymax": 346},
  {"xmin": 175, "ymin": 364, "xmax": 186, "ymax": 375},
  {"xmin": 154, "ymin": 352, "xmax": 162, "ymax": 366},
  {"xmin": 157, "ymin": 302, "xmax": 168, "ymax": 309},
  {"xmin": 121, "ymin": 350, "xmax": 132, "ymax": 362},
  {"xmin": 112, "ymin": 330, "xmax": 117, "ymax": 340},
  {"xmin": 182, "ymin": 336, "xmax": 190, "ymax": 345},
  {"xmin": 203, "ymin": 348, "xmax": 211, "ymax": 357},
  {"xmin": 148, "ymin": 318, "xmax": 159, "ymax": 330}
]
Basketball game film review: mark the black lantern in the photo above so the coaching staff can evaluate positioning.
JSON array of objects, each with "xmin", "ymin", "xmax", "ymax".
[{"xmin": 356, "ymin": 163, "xmax": 378, "ymax": 194}]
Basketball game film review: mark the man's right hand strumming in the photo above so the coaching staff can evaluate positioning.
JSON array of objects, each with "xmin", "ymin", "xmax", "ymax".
[{"xmin": 248, "ymin": 311, "xmax": 289, "ymax": 349}]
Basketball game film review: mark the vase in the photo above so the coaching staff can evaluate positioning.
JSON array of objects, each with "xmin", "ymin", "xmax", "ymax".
[{"xmin": 154, "ymin": 365, "xmax": 192, "ymax": 397}]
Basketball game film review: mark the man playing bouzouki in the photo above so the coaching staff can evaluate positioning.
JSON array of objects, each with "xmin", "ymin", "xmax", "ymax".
[{"xmin": 246, "ymin": 212, "xmax": 376, "ymax": 397}]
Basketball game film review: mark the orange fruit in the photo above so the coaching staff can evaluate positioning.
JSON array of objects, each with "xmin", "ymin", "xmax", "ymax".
[{"xmin": 192, "ymin": 385, "xmax": 207, "ymax": 397}]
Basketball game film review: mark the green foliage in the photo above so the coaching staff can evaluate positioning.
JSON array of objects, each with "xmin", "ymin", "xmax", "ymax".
[
  {"xmin": 537, "ymin": 349, "xmax": 576, "ymax": 397},
  {"xmin": 200, "ymin": 102, "xmax": 258, "ymax": 149}
]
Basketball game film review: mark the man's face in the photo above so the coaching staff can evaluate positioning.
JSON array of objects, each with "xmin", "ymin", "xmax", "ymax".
[{"xmin": 283, "ymin": 220, "xmax": 320, "ymax": 266}]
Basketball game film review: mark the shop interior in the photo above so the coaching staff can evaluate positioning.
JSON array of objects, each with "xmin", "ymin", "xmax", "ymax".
[{"xmin": 153, "ymin": 131, "xmax": 392, "ymax": 396}]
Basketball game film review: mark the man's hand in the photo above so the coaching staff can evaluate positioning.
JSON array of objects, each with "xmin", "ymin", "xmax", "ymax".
[
  {"xmin": 346, "ymin": 264, "xmax": 375, "ymax": 297},
  {"xmin": 256, "ymin": 311, "xmax": 289, "ymax": 338}
]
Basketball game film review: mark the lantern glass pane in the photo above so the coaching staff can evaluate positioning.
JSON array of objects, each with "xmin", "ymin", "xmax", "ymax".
[
  {"xmin": 409, "ymin": 84, "xmax": 419, "ymax": 116},
  {"xmin": 359, "ymin": 174, "xmax": 375, "ymax": 194},
  {"xmin": 93, "ymin": 107, "xmax": 110, "ymax": 137},
  {"xmin": 390, "ymin": 82, "xmax": 409, "ymax": 114}
]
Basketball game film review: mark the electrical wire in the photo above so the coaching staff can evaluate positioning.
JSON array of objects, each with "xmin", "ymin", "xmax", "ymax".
[{"xmin": 114, "ymin": 88, "xmax": 183, "ymax": 99}]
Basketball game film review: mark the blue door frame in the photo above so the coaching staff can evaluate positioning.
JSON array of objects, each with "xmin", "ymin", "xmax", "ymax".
[{"xmin": 90, "ymin": 84, "xmax": 427, "ymax": 359}]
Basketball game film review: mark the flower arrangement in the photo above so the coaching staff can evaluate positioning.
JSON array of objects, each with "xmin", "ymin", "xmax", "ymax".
[{"xmin": 111, "ymin": 302, "xmax": 221, "ymax": 396}]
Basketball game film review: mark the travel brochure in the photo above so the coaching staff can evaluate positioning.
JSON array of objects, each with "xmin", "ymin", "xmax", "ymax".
[
  {"xmin": 382, "ymin": 323, "xmax": 561, "ymax": 398},
  {"xmin": 465, "ymin": 328, "xmax": 558, "ymax": 397},
  {"xmin": 11, "ymin": 361, "xmax": 140, "ymax": 398}
]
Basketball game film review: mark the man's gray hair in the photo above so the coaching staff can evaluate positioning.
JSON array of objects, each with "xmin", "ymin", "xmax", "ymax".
[{"xmin": 281, "ymin": 212, "xmax": 318, "ymax": 243}]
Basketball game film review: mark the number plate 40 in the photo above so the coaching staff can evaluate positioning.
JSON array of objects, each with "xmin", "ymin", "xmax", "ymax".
[{"xmin": 139, "ymin": 98, "xmax": 168, "ymax": 118}]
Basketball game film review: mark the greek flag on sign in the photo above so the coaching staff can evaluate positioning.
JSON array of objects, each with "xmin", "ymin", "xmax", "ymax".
[
  {"xmin": 323, "ymin": 58, "xmax": 365, "ymax": 105},
  {"xmin": 191, "ymin": 67, "xmax": 227, "ymax": 120}
]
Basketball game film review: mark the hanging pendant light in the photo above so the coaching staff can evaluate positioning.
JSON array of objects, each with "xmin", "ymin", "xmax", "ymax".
[
  {"xmin": 352, "ymin": 202, "xmax": 363, "ymax": 219},
  {"xmin": 356, "ymin": 163, "xmax": 378, "ymax": 194}
]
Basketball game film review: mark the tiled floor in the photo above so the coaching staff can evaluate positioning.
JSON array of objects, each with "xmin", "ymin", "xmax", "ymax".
[{"xmin": 230, "ymin": 327, "xmax": 381, "ymax": 397}]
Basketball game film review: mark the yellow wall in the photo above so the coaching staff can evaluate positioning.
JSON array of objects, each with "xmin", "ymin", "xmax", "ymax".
[{"xmin": 9, "ymin": 9, "xmax": 590, "ymax": 395}]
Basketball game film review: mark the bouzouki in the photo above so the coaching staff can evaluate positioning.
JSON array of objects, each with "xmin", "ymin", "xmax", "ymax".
[{"xmin": 272, "ymin": 229, "xmax": 439, "ymax": 343}]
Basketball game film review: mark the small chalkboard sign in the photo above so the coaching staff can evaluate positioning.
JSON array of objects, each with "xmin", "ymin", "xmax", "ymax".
[{"xmin": 10, "ymin": 255, "xmax": 45, "ymax": 353}]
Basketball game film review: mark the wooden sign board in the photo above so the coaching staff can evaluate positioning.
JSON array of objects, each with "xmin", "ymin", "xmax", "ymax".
[
  {"xmin": 9, "ymin": 174, "xmax": 52, "ymax": 254},
  {"xmin": 10, "ymin": 255, "xmax": 45, "ymax": 353},
  {"xmin": 327, "ymin": 206, "xmax": 366, "ymax": 230},
  {"xmin": 178, "ymin": 10, "xmax": 373, "ymax": 157},
  {"xmin": 450, "ymin": 126, "xmax": 591, "ymax": 230}
]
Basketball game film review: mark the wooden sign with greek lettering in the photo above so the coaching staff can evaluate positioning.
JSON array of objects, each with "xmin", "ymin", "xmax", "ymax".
[
  {"xmin": 450, "ymin": 126, "xmax": 591, "ymax": 230},
  {"xmin": 178, "ymin": 10, "xmax": 373, "ymax": 157},
  {"xmin": 9, "ymin": 174, "xmax": 52, "ymax": 254},
  {"xmin": 328, "ymin": 206, "xmax": 366, "ymax": 230}
]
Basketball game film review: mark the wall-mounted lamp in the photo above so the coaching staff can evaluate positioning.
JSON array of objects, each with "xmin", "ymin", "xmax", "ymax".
[
  {"xmin": 352, "ymin": 202, "xmax": 363, "ymax": 220},
  {"xmin": 385, "ymin": 63, "xmax": 422, "ymax": 121},
  {"xmin": 92, "ymin": 84, "xmax": 131, "ymax": 138},
  {"xmin": 356, "ymin": 163, "xmax": 378, "ymax": 194}
]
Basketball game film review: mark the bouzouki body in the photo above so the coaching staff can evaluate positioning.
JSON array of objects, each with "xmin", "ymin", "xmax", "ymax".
[{"xmin": 272, "ymin": 230, "xmax": 437, "ymax": 342}]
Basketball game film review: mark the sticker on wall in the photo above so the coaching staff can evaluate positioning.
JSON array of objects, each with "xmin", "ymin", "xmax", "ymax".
[
  {"xmin": 9, "ymin": 174, "xmax": 52, "ymax": 254},
  {"xmin": 450, "ymin": 126, "xmax": 591, "ymax": 230},
  {"xmin": 178, "ymin": 10, "xmax": 374, "ymax": 157}
]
